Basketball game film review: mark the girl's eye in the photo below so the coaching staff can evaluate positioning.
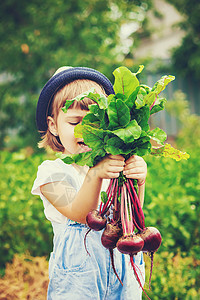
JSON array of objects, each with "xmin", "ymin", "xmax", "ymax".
[{"xmin": 69, "ymin": 122, "xmax": 79, "ymax": 126}]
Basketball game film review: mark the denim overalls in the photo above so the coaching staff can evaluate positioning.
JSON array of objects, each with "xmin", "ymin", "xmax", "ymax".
[{"xmin": 47, "ymin": 220, "xmax": 145, "ymax": 300}]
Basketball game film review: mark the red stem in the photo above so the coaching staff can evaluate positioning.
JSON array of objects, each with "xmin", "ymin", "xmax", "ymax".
[
  {"xmin": 124, "ymin": 184, "xmax": 130, "ymax": 235},
  {"xmin": 150, "ymin": 95, "xmax": 157, "ymax": 110},
  {"xmin": 120, "ymin": 185, "xmax": 126, "ymax": 235},
  {"xmin": 127, "ymin": 189, "xmax": 135, "ymax": 234},
  {"xmin": 100, "ymin": 179, "xmax": 114, "ymax": 213},
  {"xmin": 101, "ymin": 179, "xmax": 117, "ymax": 215},
  {"xmin": 128, "ymin": 180, "xmax": 145, "ymax": 230},
  {"xmin": 114, "ymin": 179, "xmax": 118, "ymax": 210},
  {"xmin": 124, "ymin": 181, "xmax": 144, "ymax": 231}
]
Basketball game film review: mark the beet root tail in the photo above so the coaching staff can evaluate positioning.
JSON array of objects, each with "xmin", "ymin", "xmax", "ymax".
[
  {"xmin": 84, "ymin": 228, "xmax": 92, "ymax": 256},
  {"xmin": 130, "ymin": 255, "xmax": 151, "ymax": 300},
  {"xmin": 149, "ymin": 252, "xmax": 154, "ymax": 290},
  {"xmin": 109, "ymin": 248, "xmax": 123, "ymax": 286}
]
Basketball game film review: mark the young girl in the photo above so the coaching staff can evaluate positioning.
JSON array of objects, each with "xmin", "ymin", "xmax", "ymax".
[{"xmin": 32, "ymin": 66, "xmax": 147, "ymax": 300}]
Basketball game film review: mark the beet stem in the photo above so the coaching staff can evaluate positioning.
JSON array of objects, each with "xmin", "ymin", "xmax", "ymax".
[
  {"xmin": 101, "ymin": 179, "xmax": 117, "ymax": 215},
  {"xmin": 109, "ymin": 248, "xmax": 123, "ymax": 286},
  {"xmin": 125, "ymin": 181, "xmax": 145, "ymax": 231},
  {"xmin": 100, "ymin": 179, "xmax": 113, "ymax": 214},
  {"xmin": 124, "ymin": 182, "xmax": 143, "ymax": 231},
  {"xmin": 127, "ymin": 189, "xmax": 135, "ymax": 234},
  {"xmin": 130, "ymin": 255, "xmax": 151, "ymax": 300},
  {"xmin": 114, "ymin": 179, "xmax": 118, "ymax": 210},
  {"xmin": 120, "ymin": 185, "xmax": 127, "ymax": 235},
  {"xmin": 124, "ymin": 184, "xmax": 130, "ymax": 234},
  {"xmin": 129, "ymin": 179, "xmax": 145, "ymax": 229}
]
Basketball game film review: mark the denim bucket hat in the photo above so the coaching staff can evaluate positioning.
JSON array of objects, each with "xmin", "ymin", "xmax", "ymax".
[{"xmin": 36, "ymin": 66, "xmax": 114, "ymax": 134}]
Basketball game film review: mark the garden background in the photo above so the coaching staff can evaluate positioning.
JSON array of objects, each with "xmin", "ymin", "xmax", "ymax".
[{"xmin": 0, "ymin": 0, "xmax": 199, "ymax": 299}]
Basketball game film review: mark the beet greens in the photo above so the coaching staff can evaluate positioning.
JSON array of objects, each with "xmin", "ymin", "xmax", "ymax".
[{"xmin": 60, "ymin": 66, "xmax": 189, "ymax": 299}]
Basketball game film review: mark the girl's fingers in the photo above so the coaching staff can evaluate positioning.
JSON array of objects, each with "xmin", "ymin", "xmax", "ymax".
[
  {"xmin": 124, "ymin": 157, "xmax": 147, "ymax": 170},
  {"xmin": 124, "ymin": 163, "xmax": 147, "ymax": 174},
  {"xmin": 123, "ymin": 168, "xmax": 142, "ymax": 176},
  {"xmin": 109, "ymin": 154, "xmax": 125, "ymax": 162},
  {"xmin": 107, "ymin": 172, "xmax": 121, "ymax": 179},
  {"xmin": 125, "ymin": 155, "xmax": 139, "ymax": 164},
  {"xmin": 124, "ymin": 173, "xmax": 144, "ymax": 179},
  {"xmin": 123, "ymin": 155, "xmax": 147, "ymax": 180},
  {"xmin": 108, "ymin": 166, "xmax": 124, "ymax": 173}
]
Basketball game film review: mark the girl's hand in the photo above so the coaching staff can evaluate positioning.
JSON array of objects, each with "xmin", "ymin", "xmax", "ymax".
[
  {"xmin": 91, "ymin": 154, "xmax": 125, "ymax": 179},
  {"xmin": 123, "ymin": 155, "xmax": 147, "ymax": 185}
]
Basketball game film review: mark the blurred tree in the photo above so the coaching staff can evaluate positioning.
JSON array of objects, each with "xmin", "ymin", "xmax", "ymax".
[
  {"xmin": 0, "ymin": 0, "xmax": 152, "ymax": 150},
  {"xmin": 166, "ymin": 0, "xmax": 200, "ymax": 79}
]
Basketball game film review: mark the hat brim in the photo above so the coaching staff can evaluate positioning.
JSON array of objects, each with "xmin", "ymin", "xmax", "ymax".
[{"xmin": 36, "ymin": 67, "xmax": 114, "ymax": 134}]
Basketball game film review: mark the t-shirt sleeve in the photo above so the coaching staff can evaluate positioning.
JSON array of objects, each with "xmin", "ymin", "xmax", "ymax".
[
  {"xmin": 31, "ymin": 160, "xmax": 77, "ymax": 196},
  {"xmin": 31, "ymin": 160, "xmax": 77, "ymax": 223}
]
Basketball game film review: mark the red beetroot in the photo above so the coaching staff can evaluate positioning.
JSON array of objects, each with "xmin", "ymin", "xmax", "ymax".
[
  {"xmin": 138, "ymin": 227, "xmax": 162, "ymax": 253},
  {"xmin": 116, "ymin": 234, "xmax": 144, "ymax": 255},
  {"xmin": 137, "ymin": 226, "xmax": 162, "ymax": 291},
  {"xmin": 86, "ymin": 209, "xmax": 107, "ymax": 231},
  {"xmin": 101, "ymin": 222, "xmax": 123, "ymax": 249},
  {"xmin": 101, "ymin": 222, "xmax": 123, "ymax": 286}
]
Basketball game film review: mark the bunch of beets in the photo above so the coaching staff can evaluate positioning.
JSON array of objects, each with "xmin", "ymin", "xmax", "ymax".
[{"xmin": 85, "ymin": 175, "xmax": 162, "ymax": 300}]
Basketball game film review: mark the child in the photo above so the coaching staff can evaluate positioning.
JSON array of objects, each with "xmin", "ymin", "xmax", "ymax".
[{"xmin": 32, "ymin": 66, "xmax": 147, "ymax": 300}]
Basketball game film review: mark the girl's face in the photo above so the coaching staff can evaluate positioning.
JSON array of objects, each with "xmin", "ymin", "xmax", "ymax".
[{"xmin": 52, "ymin": 108, "xmax": 91, "ymax": 155}]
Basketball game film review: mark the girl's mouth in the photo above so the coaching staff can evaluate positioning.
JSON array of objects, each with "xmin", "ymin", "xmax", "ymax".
[{"xmin": 78, "ymin": 141, "xmax": 92, "ymax": 153}]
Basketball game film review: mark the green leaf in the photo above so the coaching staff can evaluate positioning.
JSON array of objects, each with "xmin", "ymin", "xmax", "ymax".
[
  {"xmin": 62, "ymin": 155, "xmax": 74, "ymax": 164},
  {"xmin": 148, "ymin": 128, "xmax": 167, "ymax": 145},
  {"xmin": 151, "ymin": 75, "xmax": 175, "ymax": 95},
  {"xmin": 73, "ymin": 151, "xmax": 94, "ymax": 166},
  {"xmin": 135, "ymin": 65, "xmax": 144, "ymax": 75},
  {"xmin": 150, "ymin": 97, "xmax": 166, "ymax": 115},
  {"xmin": 107, "ymin": 94, "xmax": 115, "ymax": 104},
  {"xmin": 101, "ymin": 191, "xmax": 108, "ymax": 204},
  {"xmin": 112, "ymin": 119, "xmax": 141, "ymax": 143},
  {"xmin": 88, "ymin": 104, "xmax": 105, "ymax": 122},
  {"xmin": 72, "ymin": 88, "xmax": 108, "ymax": 109},
  {"xmin": 114, "ymin": 93, "xmax": 127, "ymax": 102},
  {"xmin": 113, "ymin": 66, "xmax": 140, "ymax": 98},
  {"xmin": 81, "ymin": 113, "xmax": 100, "ymax": 127},
  {"xmin": 73, "ymin": 88, "xmax": 96, "ymax": 102},
  {"xmin": 135, "ymin": 87, "xmax": 148, "ymax": 109},
  {"xmin": 95, "ymin": 95, "xmax": 108, "ymax": 110},
  {"xmin": 81, "ymin": 125, "xmax": 105, "ymax": 149},
  {"xmin": 135, "ymin": 141, "xmax": 152, "ymax": 156},
  {"xmin": 143, "ymin": 91, "xmax": 156, "ymax": 107},
  {"xmin": 62, "ymin": 151, "xmax": 95, "ymax": 167},
  {"xmin": 131, "ymin": 105, "xmax": 150, "ymax": 132},
  {"xmin": 104, "ymin": 136, "xmax": 131, "ymax": 155},
  {"xmin": 107, "ymin": 99, "xmax": 130, "ymax": 130},
  {"xmin": 125, "ymin": 86, "xmax": 140, "ymax": 109},
  {"xmin": 74, "ymin": 124, "xmax": 83, "ymax": 138},
  {"xmin": 62, "ymin": 99, "xmax": 75, "ymax": 113},
  {"xmin": 87, "ymin": 93, "xmax": 108, "ymax": 109}
]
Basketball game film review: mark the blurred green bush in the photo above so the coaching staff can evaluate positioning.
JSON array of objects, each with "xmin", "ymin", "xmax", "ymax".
[
  {"xmin": 144, "ymin": 250, "xmax": 200, "ymax": 299},
  {"xmin": 0, "ymin": 150, "xmax": 53, "ymax": 270}
]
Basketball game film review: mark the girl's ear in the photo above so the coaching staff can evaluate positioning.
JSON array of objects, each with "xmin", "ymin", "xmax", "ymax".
[{"xmin": 47, "ymin": 116, "xmax": 58, "ymax": 136}]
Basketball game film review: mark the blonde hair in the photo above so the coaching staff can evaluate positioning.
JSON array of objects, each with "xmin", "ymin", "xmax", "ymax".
[{"xmin": 38, "ymin": 79, "xmax": 106, "ymax": 152}]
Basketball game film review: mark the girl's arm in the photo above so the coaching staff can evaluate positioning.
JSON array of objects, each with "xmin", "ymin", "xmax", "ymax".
[
  {"xmin": 123, "ymin": 155, "xmax": 147, "ymax": 207},
  {"xmin": 41, "ymin": 155, "xmax": 125, "ymax": 223}
]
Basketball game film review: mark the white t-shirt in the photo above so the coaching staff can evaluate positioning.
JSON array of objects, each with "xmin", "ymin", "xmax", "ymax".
[{"xmin": 31, "ymin": 158, "xmax": 109, "ymax": 223}]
